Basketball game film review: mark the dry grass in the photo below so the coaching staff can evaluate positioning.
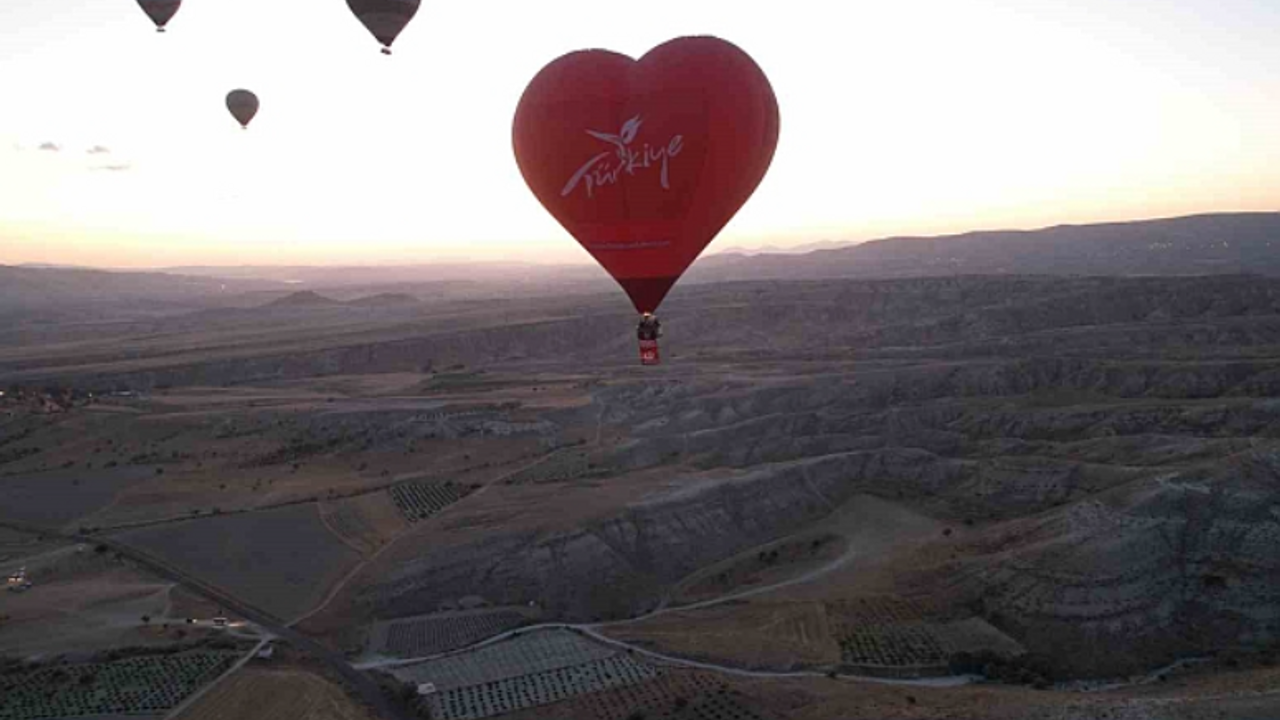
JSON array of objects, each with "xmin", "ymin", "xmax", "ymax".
[
  {"xmin": 0, "ymin": 564, "xmax": 205, "ymax": 657},
  {"xmin": 112, "ymin": 504, "xmax": 362, "ymax": 620},
  {"xmin": 607, "ymin": 601, "xmax": 841, "ymax": 669},
  {"xmin": 319, "ymin": 491, "xmax": 406, "ymax": 557},
  {"xmin": 672, "ymin": 533, "xmax": 846, "ymax": 605},
  {"xmin": 731, "ymin": 664, "xmax": 1280, "ymax": 720},
  {"xmin": 172, "ymin": 666, "xmax": 381, "ymax": 720}
]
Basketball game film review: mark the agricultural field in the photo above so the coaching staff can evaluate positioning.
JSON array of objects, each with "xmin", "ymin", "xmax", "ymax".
[
  {"xmin": 500, "ymin": 450, "xmax": 598, "ymax": 485},
  {"xmin": 0, "ymin": 547, "xmax": 212, "ymax": 659},
  {"xmin": 320, "ymin": 501, "xmax": 376, "ymax": 554},
  {"xmin": 836, "ymin": 622, "xmax": 950, "ymax": 668},
  {"xmin": 319, "ymin": 493, "xmax": 401, "ymax": 557},
  {"xmin": 0, "ymin": 528, "xmax": 61, "ymax": 566},
  {"xmin": 424, "ymin": 654, "xmax": 659, "ymax": 720},
  {"xmin": 673, "ymin": 533, "xmax": 847, "ymax": 605},
  {"xmin": 0, "ymin": 649, "xmax": 239, "ymax": 720},
  {"xmin": 828, "ymin": 596, "xmax": 945, "ymax": 670},
  {"xmin": 0, "ymin": 466, "xmax": 155, "ymax": 529},
  {"xmin": 111, "ymin": 504, "xmax": 361, "ymax": 620},
  {"xmin": 390, "ymin": 629, "xmax": 614, "ymax": 690},
  {"xmin": 932, "ymin": 618, "xmax": 1026, "ymax": 659},
  {"xmin": 508, "ymin": 670, "xmax": 760, "ymax": 720},
  {"xmin": 388, "ymin": 481, "xmax": 477, "ymax": 523},
  {"xmin": 373, "ymin": 610, "xmax": 528, "ymax": 658},
  {"xmin": 605, "ymin": 601, "xmax": 841, "ymax": 669},
  {"xmin": 827, "ymin": 597, "xmax": 1022, "ymax": 673},
  {"xmin": 826, "ymin": 595, "xmax": 930, "ymax": 630},
  {"xmin": 389, "ymin": 629, "xmax": 670, "ymax": 719},
  {"xmin": 172, "ymin": 666, "xmax": 381, "ymax": 720}
]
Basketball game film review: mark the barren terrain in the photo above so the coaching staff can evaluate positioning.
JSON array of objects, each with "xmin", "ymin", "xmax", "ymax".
[
  {"xmin": 3, "ymin": 237, "xmax": 1280, "ymax": 718},
  {"xmin": 173, "ymin": 665, "xmax": 382, "ymax": 720}
]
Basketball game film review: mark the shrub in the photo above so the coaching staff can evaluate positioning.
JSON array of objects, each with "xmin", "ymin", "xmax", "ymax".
[{"xmin": 949, "ymin": 650, "xmax": 1056, "ymax": 686}]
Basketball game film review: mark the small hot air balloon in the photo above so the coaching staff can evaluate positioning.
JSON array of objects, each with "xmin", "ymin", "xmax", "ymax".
[
  {"xmin": 347, "ymin": 0, "xmax": 421, "ymax": 55},
  {"xmin": 226, "ymin": 90, "xmax": 260, "ymax": 130},
  {"xmin": 513, "ymin": 36, "xmax": 780, "ymax": 365},
  {"xmin": 137, "ymin": 0, "xmax": 181, "ymax": 32}
]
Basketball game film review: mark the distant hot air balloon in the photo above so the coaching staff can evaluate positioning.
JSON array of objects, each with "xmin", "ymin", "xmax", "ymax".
[
  {"xmin": 137, "ymin": 0, "xmax": 181, "ymax": 32},
  {"xmin": 226, "ymin": 90, "xmax": 259, "ymax": 129},
  {"xmin": 347, "ymin": 0, "xmax": 421, "ymax": 55},
  {"xmin": 513, "ymin": 36, "xmax": 780, "ymax": 364}
]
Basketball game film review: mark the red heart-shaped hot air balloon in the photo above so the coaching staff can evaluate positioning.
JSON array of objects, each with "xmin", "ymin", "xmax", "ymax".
[{"xmin": 513, "ymin": 36, "xmax": 780, "ymax": 315}]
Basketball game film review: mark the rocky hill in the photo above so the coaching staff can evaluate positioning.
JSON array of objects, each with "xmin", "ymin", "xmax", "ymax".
[{"xmin": 268, "ymin": 273, "xmax": 1280, "ymax": 679}]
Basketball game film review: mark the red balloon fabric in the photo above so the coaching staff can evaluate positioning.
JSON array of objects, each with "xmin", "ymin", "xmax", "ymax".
[{"xmin": 513, "ymin": 36, "xmax": 780, "ymax": 314}]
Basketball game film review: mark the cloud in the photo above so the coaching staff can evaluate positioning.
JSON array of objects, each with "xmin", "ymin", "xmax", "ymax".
[
  {"xmin": 86, "ymin": 145, "xmax": 111, "ymax": 155},
  {"xmin": 91, "ymin": 163, "xmax": 133, "ymax": 172},
  {"xmin": 37, "ymin": 141, "xmax": 60, "ymax": 152}
]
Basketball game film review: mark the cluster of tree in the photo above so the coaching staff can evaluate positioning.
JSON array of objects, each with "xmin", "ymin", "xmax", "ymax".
[
  {"xmin": 91, "ymin": 636, "xmax": 243, "ymax": 663},
  {"xmin": 948, "ymin": 650, "xmax": 1056, "ymax": 689},
  {"xmin": 370, "ymin": 671, "xmax": 429, "ymax": 719},
  {"xmin": 1, "ymin": 384, "xmax": 96, "ymax": 413},
  {"xmin": 0, "ymin": 636, "xmax": 238, "ymax": 679}
]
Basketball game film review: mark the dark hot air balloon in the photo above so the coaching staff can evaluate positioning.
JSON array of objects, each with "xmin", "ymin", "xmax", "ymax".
[
  {"xmin": 226, "ymin": 90, "xmax": 259, "ymax": 129},
  {"xmin": 137, "ymin": 0, "xmax": 181, "ymax": 32},
  {"xmin": 347, "ymin": 0, "xmax": 421, "ymax": 55},
  {"xmin": 513, "ymin": 36, "xmax": 780, "ymax": 364}
]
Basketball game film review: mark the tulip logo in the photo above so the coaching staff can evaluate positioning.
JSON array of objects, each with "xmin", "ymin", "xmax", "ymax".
[{"xmin": 562, "ymin": 115, "xmax": 684, "ymax": 199}]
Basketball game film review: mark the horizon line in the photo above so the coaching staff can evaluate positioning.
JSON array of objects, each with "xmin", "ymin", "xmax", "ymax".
[{"xmin": 4, "ymin": 208, "xmax": 1278, "ymax": 272}]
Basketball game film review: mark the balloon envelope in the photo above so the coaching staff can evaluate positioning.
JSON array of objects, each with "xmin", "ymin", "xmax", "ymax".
[
  {"xmin": 226, "ymin": 90, "xmax": 260, "ymax": 129},
  {"xmin": 513, "ymin": 36, "xmax": 780, "ymax": 314},
  {"xmin": 137, "ymin": 0, "xmax": 180, "ymax": 31},
  {"xmin": 346, "ymin": 0, "xmax": 421, "ymax": 53}
]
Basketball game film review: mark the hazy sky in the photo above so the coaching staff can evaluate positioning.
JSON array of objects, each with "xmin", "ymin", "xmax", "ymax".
[{"xmin": 1, "ymin": 0, "xmax": 1277, "ymax": 268}]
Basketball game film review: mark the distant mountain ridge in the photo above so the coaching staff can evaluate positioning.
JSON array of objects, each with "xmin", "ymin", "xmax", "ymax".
[
  {"xmin": 4, "ymin": 213, "xmax": 1279, "ymax": 317},
  {"xmin": 260, "ymin": 291, "xmax": 421, "ymax": 309},
  {"xmin": 711, "ymin": 239, "xmax": 852, "ymax": 256},
  {"xmin": 0, "ymin": 264, "xmax": 282, "ymax": 309},
  {"xmin": 263, "ymin": 290, "xmax": 344, "ymax": 309},
  {"xmin": 688, "ymin": 212, "xmax": 1280, "ymax": 282}
]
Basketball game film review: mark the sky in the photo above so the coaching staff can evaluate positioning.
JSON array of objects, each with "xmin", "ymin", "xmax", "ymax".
[{"xmin": 1, "ymin": 0, "xmax": 1278, "ymax": 268}]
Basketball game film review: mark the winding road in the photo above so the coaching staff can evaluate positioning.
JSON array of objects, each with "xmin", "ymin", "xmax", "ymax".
[{"xmin": 350, "ymin": 531, "xmax": 970, "ymax": 688}]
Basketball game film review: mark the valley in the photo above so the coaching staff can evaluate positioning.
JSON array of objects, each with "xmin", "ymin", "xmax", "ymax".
[{"xmin": 2, "ymin": 260, "xmax": 1279, "ymax": 719}]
